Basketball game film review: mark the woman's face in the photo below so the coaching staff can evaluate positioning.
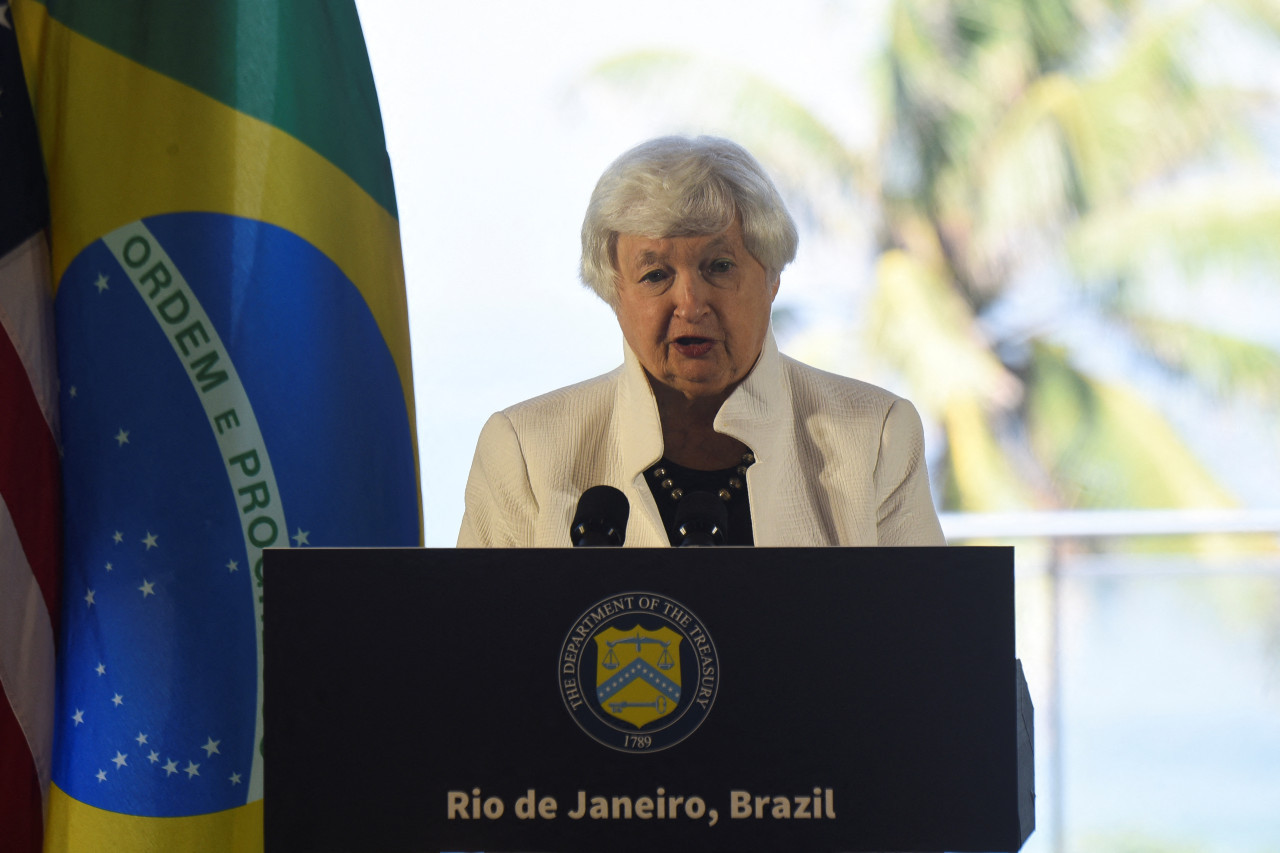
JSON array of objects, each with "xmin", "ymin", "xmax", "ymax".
[{"xmin": 613, "ymin": 221, "xmax": 779, "ymax": 405}]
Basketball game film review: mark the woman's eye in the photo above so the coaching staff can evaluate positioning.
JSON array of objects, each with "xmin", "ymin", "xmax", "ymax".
[
  {"xmin": 709, "ymin": 259, "xmax": 734, "ymax": 273},
  {"xmin": 640, "ymin": 269, "xmax": 667, "ymax": 284}
]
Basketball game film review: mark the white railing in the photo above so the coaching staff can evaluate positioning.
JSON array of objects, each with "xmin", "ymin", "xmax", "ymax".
[
  {"xmin": 940, "ymin": 508, "xmax": 1280, "ymax": 541},
  {"xmin": 935, "ymin": 509, "xmax": 1280, "ymax": 853}
]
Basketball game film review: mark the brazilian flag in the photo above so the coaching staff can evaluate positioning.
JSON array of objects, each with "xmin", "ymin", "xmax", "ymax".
[{"xmin": 13, "ymin": 1, "xmax": 420, "ymax": 849}]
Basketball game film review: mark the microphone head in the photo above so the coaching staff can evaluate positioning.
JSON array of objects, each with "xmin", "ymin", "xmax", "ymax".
[
  {"xmin": 674, "ymin": 490, "xmax": 729, "ymax": 547},
  {"xmin": 570, "ymin": 485, "xmax": 630, "ymax": 547}
]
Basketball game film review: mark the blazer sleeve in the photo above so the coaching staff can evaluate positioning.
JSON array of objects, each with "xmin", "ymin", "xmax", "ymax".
[
  {"xmin": 874, "ymin": 399, "xmax": 946, "ymax": 546},
  {"xmin": 457, "ymin": 412, "xmax": 538, "ymax": 547}
]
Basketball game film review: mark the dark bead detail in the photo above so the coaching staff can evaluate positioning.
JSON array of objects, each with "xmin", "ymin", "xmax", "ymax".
[{"xmin": 652, "ymin": 453, "xmax": 755, "ymax": 502}]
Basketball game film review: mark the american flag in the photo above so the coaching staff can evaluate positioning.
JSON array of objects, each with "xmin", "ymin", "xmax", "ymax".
[{"xmin": 1, "ymin": 2, "xmax": 59, "ymax": 849}]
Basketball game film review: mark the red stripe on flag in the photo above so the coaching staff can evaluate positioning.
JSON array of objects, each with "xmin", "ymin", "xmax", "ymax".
[
  {"xmin": 0, "ymin": 325, "xmax": 61, "ymax": 625},
  {"xmin": 0, "ymin": 699, "xmax": 44, "ymax": 852}
]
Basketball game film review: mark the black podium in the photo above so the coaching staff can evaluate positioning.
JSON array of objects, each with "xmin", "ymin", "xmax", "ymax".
[{"xmin": 264, "ymin": 546, "xmax": 1033, "ymax": 852}]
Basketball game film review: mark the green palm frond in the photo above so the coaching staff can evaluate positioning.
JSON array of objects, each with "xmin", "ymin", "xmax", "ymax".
[
  {"xmin": 1125, "ymin": 315, "xmax": 1280, "ymax": 399},
  {"xmin": 867, "ymin": 247, "xmax": 1021, "ymax": 414},
  {"xmin": 1026, "ymin": 343, "xmax": 1237, "ymax": 509},
  {"xmin": 1024, "ymin": 343, "xmax": 1276, "ymax": 549},
  {"xmin": 942, "ymin": 395, "xmax": 1044, "ymax": 512},
  {"xmin": 969, "ymin": 19, "xmax": 1233, "ymax": 239},
  {"xmin": 1069, "ymin": 177, "xmax": 1280, "ymax": 280}
]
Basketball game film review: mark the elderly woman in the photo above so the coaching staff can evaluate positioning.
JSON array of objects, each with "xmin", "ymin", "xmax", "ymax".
[{"xmin": 458, "ymin": 136, "xmax": 944, "ymax": 547}]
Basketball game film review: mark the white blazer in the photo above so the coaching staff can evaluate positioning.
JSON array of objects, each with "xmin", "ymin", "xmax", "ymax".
[{"xmin": 458, "ymin": 331, "xmax": 945, "ymax": 548}]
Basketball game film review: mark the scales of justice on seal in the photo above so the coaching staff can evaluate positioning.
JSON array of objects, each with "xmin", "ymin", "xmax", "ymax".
[
  {"xmin": 595, "ymin": 628, "xmax": 678, "ymax": 721},
  {"xmin": 264, "ymin": 546, "xmax": 1035, "ymax": 853}
]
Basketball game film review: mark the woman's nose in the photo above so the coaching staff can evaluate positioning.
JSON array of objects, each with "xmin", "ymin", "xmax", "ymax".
[{"xmin": 672, "ymin": 271, "xmax": 711, "ymax": 320}]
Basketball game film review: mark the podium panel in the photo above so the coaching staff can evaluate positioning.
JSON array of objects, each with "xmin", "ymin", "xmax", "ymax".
[{"xmin": 264, "ymin": 546, "xmax": 1032, "ymax": 852}]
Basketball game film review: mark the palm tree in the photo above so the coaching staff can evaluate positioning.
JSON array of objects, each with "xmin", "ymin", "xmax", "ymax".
[{"xmin": 583, "ymin": 0, "xmax": 1280, "ymax": 534}]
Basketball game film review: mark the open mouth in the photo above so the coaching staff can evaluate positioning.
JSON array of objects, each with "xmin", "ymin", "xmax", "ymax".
[{"xmin": 672, "ymin": 336, "xmax": 715, "ymax": 357}]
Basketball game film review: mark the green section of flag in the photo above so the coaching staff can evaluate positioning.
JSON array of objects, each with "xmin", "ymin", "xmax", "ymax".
[{"xmin": 35, "ymin": 0, "xmax": 397, "ymax": 217}]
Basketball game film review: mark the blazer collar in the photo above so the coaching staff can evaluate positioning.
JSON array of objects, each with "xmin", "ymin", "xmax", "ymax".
[
  {"xmin": 615, "ymin": 328, "xmax": 793, "ymax": 545},
  {"xmin": 617, "ymin": 327, "xmax": 787, "ymax": 473}
]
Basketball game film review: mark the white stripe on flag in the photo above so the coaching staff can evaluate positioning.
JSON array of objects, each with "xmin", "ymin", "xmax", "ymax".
[{"xmin": 0, "ymin": 231, "xmax": 59, "ymax": 438}]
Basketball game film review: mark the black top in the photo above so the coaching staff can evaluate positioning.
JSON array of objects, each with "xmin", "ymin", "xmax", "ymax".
[{"xmin": 643, "ymin": 456, "xmax": 755, "ymax": 546}]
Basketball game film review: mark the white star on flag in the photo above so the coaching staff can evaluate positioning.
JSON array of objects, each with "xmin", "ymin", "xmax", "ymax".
[
  {"xmin": 114, "ymin": 428, "xmax": 129, "ymax": 446},
  {"xmin": 139, "ymin": 579, "xmax": 156, "ymax": 597},
  {"xmin": 163, "ymin": 759, "xmax": 179, "ymax": 777},
  {"xmin": 72, "ymin": 709, "xmax": 85, "ymax": 726},
  {"xmin": 184, "ymin": 761, "xmax": 200, "ymax": 779},
  {"xmin": 202, "ymin": 737, "xmax": 221, "ymax": 757},
  {"xmin": 111, "ymin": 751, "xmax": 128, "ymax": 769},
  {"xmin": 141, "ymin": 531, "xmax": 159, "ymax": 550},
  {"xmin": 94, "ymin": 272, "xmax": 110, "ymax": 292}
]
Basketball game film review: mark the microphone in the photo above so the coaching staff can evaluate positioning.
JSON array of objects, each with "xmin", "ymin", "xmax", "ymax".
[
  {"xmin": 673, "ymin": 491, "xmax": 729, "ymax": 547},
  {"xmin": 570, "ymin": 485, "xmax": 630, "ymax": 547}
]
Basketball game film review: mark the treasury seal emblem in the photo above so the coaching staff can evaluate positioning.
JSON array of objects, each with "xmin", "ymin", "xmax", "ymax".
[{"xmin": 559, "ymin": 592, "xmax": 719, "ymax": 753}]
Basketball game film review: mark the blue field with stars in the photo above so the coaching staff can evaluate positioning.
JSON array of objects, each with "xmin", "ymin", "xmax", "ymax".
[{"xmin": 52, "ymin": 212, "xmax": 418, "ymax": 816}]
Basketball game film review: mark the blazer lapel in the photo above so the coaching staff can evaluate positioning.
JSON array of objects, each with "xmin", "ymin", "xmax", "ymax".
[
  {"xmin": 615, "ymin": 343, "xmax": 669, "ymax": 546},
  {"xmin": 714, "ymin": 331, "xmax": 829, "ymax": 546},
  {"xmin": 612, "ymin": 329, "xmax": 827, "ymax": 547}
]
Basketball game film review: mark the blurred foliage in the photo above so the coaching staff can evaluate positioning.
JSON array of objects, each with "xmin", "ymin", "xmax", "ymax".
[{"xmin": 583, "ymin": 0, "xmax": 1280, "ymax": 549}]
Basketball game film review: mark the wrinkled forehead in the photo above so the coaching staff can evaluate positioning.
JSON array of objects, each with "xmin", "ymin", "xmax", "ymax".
[
  {"xmin": 608, "ymin": 213, "xmax": 744, "ymax": 270},
  {"xmin": 615, "ymin": 228, "xmax": 746, "ymax": 270}
]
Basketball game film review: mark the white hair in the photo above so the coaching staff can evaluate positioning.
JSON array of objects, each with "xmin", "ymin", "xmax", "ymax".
[{"xmin": 579, "ymin": 135, "xmax": 798, "ymax": 307}]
